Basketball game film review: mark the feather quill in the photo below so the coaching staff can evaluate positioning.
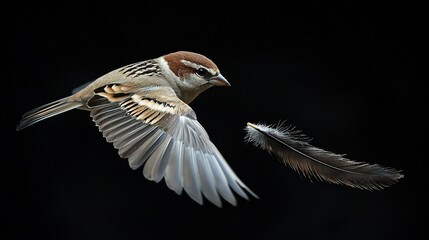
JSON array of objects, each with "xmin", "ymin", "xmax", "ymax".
[{"xmin": 245, "ymin": 122, "xmax": 403, "ymax": 190}]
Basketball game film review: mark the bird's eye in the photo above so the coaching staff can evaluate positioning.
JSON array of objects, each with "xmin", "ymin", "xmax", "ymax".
[{"xmin": 196, "ymin": 68, "xmax": 208, "ymax": 77}]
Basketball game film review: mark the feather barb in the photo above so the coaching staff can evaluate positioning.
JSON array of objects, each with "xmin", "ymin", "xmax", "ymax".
[{"xmin": 245, "ymin": 122, "xmax": 404, "ymax": 190}]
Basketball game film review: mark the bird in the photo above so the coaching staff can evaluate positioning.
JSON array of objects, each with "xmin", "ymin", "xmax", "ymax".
[{"xmin": 16, "ymin": 51, "xmax": 258, "ymax": 208}]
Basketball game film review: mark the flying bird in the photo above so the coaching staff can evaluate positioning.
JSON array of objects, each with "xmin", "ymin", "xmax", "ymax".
[
  {"xmin": 245, "ymin": 122, "xmax": 403, "ymax": 190},
  {"xmin": 16, "ymin": 51, "xmax": 258, "ymax": 207}
]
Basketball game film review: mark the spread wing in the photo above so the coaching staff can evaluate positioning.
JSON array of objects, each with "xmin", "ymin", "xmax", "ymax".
[{"xmin": 87, "ymin": 84, "xmax": 257, "ymax": 207}]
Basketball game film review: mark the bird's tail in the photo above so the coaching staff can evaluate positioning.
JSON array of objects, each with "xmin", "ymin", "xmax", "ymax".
[{"xmin": 16, "ymin": 97, "xmax": 83, "ymax": 131}]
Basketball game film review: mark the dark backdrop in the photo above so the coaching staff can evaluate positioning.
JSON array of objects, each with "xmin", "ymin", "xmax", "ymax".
[{"xmin": 3, "ymin": 1, "xmax": 426, "ymax": 240}]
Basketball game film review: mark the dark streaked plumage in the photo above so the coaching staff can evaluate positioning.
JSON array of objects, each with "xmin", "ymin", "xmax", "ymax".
[{"xmin": 245, "ymin": 122, "xmax": 403, "ymax": 190}]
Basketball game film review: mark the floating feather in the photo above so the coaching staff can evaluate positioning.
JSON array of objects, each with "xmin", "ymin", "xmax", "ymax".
[{"xmin": 245, "ymin": 122, "xmax": 403, "ymax": 190}]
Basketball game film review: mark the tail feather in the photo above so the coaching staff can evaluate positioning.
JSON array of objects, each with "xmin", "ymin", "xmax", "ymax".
[{"xmin": 16, "ymin": 97, "xmax": 83, "ymax": 131}]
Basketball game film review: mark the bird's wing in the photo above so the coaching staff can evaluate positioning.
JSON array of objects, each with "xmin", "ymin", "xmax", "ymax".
[
  {"xmin": 245, "ymin": 122, "xmax": 403, "ymax": 190},
  {"xmin": 87, "ymin": 84, "xmax": 257, "ymax": 207}
]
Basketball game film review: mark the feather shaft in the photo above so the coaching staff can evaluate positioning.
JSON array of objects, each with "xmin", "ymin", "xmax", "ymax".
[{"xmin": 245, "ymin": 122, "xmax": 403, "ymax": 190}]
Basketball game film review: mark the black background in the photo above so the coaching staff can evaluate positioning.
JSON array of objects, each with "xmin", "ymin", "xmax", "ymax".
[{"xmin": 3, "ymin": 1, "xmax": 426, "ymax": 240}]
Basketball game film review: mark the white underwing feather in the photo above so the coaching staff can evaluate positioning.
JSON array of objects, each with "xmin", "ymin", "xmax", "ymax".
[
  {"xmin": 245, "ymin": 122, "xmax": 404, "ymax": 190},
  {"xmin": 164, "ymin": 142, "xmax": 184, "ymax": 195},
  {"xmin": 207, "ymin": 154, "xmax": 237, "ymax": 206}
]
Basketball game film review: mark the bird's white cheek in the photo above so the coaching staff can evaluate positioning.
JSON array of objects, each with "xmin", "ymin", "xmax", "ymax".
[
  {"xmin": 158, "ymin": 58, "xmax": 181, "ymax": 82},
  {"xmin": 185, "ymin": 75, "xmax": 206, "ymax": 87}
]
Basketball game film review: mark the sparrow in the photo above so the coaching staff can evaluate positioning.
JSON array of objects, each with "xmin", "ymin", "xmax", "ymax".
[{"xmin": 16, "ymin": 51, "xmax": 257, "ymax": 207}]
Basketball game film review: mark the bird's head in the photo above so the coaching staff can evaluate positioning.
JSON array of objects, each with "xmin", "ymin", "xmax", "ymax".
[{"xmin": 159, "ymin": 51, "xmax": 230, "ymax": 103}]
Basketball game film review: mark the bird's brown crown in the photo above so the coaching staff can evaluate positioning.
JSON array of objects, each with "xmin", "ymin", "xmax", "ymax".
[{"xmin": 163, "ymin": 51, "xmax": 218, "ymax": 78}]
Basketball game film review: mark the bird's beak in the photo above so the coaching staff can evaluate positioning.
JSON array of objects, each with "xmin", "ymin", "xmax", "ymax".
[{"xmin": 209, "ymin": 74, "xmax": 231, "ymax": 87}]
